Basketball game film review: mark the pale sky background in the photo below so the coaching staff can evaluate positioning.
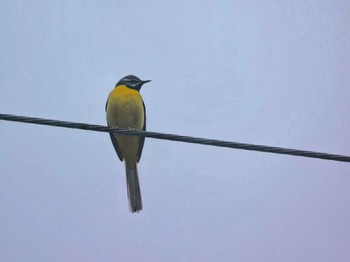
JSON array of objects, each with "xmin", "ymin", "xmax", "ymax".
[{"xmin": 1, "ymin": 1, "xmax": 350, "ymax": 261}]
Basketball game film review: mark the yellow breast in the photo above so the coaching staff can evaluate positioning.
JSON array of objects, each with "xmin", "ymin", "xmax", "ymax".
[
  {"xmin": 106, "ymin": 85, "xmax": 145, "ymax": 130},
  {"xmin": 106, "ymin": 85, "xmax": 145, "ymax": 161}
]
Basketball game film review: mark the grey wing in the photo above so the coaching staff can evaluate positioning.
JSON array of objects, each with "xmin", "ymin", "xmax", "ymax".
[
  {"xmin": 108, "ymin": 129, "xmax": 123, "ymax": 161},
  {"xmin": 106, "ymin": 99, "xmax": 123, "ymax": 161},
  {"xmin": 136, "ymin": 100, "xmax": 146, "ymax": 163}
]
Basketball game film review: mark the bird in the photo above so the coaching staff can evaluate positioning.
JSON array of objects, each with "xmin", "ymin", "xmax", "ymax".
[{"xmin": 105, "ymin": 75, "xmax": 151, "ymax": 213}]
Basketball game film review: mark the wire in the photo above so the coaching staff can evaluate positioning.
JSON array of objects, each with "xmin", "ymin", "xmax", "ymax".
[{"xmin": 1, "ymin": 113, "xmax": 349, "ymax": 163}]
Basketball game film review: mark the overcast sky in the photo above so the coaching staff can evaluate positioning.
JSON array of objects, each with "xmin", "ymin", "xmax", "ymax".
[{"xmin": 1, "ymin": 1, "xmax": 350, "ymax": 261}]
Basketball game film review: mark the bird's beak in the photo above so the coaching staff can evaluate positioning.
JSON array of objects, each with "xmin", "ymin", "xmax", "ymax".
[{"xmin": 141, "ymin": 80, "xmax": 151, "ymax": 84}]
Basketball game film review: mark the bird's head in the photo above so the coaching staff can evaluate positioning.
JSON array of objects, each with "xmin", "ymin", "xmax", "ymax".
[{"xmin": 115, "ymin": 75, "xmax": 151, "ymax": 91}]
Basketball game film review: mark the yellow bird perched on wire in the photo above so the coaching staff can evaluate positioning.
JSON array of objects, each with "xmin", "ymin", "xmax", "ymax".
[{"xmin": 106, "ymin": 75, "xmax": 151, "ymax": 213}]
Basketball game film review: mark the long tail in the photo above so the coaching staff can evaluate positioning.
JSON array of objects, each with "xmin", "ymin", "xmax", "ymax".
[{"xmin": 125, "ymin": 161, "xmax": 142, "ymax": 213}]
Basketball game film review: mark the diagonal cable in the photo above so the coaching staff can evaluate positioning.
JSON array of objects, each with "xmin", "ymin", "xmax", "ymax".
[{"xmin": 1, "ymin": 113, "xmax": 349, "ymax": 163}]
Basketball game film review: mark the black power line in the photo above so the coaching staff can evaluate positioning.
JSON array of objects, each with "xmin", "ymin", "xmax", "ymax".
[{"xmin": 1, "ymin": 113, "xmax": 349, "ymax": 163}]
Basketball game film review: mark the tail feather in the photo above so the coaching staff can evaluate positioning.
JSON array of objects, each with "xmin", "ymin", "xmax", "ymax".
[{"xmin": 125, "ymin": 162, "xmax": 142, "ymax": 213}]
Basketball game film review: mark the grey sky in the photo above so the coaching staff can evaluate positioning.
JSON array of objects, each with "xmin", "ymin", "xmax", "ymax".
[{"xmin": 1, "ymin": 1, "xmax": 350, "ymax": 261}]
